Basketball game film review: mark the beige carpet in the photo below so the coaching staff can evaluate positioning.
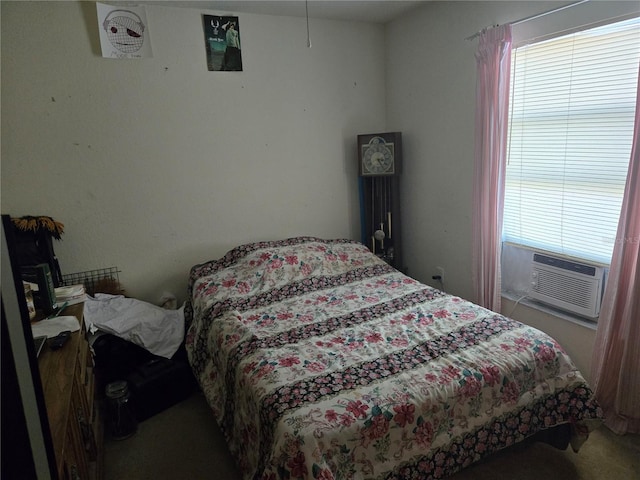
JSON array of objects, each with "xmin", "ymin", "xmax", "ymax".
[{"xmin": 104, "ymin": 392, "xmax": 640, "ymax": 480}]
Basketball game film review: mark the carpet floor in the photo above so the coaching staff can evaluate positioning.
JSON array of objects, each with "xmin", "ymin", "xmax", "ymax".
[{"xmin": 104, "ymin": 391, "xmax": 639, "ymax": 479}]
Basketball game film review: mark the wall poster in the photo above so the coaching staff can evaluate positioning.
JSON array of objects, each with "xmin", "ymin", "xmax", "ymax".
[
  {"xmin": 202, "ymin": 15, "xmax": 243, "ymax": 71},
  {"xmin": 97, "ymin": 3, "xmax": 152, "ymax": 58}
]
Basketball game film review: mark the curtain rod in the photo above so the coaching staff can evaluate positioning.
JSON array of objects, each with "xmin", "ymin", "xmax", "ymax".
[{"xmin": 464, "ymin": 0, "xmax": 590, "ymax": 41}]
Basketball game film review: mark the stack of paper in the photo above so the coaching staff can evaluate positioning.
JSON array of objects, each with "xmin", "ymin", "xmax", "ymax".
[
  {"xmin": 32, "ymin": 315, "xmax": 80, "ymax": 338},
  {"xmin": 54, "ymin": 284, "xmax": 86, "ymax": 306}
]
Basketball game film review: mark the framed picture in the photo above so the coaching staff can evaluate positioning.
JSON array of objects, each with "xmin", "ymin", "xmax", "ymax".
[{"xmin": 203, "ymin": 15, "xmax": 243, "ymax": 71}]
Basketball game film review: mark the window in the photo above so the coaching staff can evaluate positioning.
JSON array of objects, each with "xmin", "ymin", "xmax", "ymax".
[{"xmin": 503, "ymin": 17, "xmax": 640, "ymax": 265}]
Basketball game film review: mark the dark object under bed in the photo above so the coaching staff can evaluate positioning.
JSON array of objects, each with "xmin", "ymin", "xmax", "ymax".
[{"xmin": 93, "ymin": 334, "xmax": 196, "ymax": 422}]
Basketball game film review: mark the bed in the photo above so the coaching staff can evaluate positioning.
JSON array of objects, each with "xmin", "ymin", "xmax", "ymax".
[{"xmin": 185, "ymin": 237, "xmax": 602, "ymax": 480}]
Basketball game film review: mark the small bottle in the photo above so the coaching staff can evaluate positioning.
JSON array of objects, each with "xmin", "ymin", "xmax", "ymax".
[{"xmin": 105, "ymin": 380, "xmax": 137, "ymax": 440}]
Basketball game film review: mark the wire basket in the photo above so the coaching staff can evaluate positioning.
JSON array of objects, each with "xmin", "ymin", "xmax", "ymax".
[{"xmin": 62, "ymin": 266, "xmax": 122, "ymax": 296}]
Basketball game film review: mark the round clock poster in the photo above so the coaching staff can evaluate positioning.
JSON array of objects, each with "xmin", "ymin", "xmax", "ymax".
[{"xmin": 203, "ymin": 15, "xmax": 243, "ymax": 71}]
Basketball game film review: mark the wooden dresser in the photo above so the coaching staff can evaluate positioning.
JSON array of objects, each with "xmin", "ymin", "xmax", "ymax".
[{"xmin": 37, "ymin": 303, "xmax": 103, "ymax": 479}]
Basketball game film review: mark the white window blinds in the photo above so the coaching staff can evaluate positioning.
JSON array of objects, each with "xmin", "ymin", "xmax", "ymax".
[{"xmin": 503, "ymin": 16, "xmax": 640, "ymax": 265}]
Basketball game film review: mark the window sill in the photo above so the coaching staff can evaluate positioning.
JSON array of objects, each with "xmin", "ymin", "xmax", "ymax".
[{"xmin": 501, "ymin": 292, "xmax": 598, "ymax": 331}]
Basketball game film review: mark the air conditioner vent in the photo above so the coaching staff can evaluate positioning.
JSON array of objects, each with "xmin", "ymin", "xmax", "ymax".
[
  {"xmin": 533, "ymin": 268, "xmax": 594, "ymax": 308},
  {"xmin": 529, "ymin": 253, "xmax": 604, "ymax": 319}
]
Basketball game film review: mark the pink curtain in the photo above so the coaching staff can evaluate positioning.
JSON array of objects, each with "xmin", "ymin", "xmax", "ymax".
[
  {"xmin": 471, "ymin": 25, "xmax": 512, "ymax": 311},
  {"xmin": 591, "ymin": 66, "xmax": 640, "ymax": 435}
]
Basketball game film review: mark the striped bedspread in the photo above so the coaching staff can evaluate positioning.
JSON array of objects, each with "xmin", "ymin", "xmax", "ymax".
[{"xmin": 185, "ymin": 237, "xmax": 602, "ymax": 480}]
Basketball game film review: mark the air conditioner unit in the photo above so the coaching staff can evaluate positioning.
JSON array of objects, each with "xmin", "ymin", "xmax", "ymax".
[{"xmin": 529, "ymin": 253, "xmax": 604, "ymax": 320}]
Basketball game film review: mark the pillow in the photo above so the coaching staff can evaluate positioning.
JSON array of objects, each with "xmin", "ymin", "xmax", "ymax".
[{"xmin": 191, "ymin": 237, "xmax": 382, "ymax": 303}]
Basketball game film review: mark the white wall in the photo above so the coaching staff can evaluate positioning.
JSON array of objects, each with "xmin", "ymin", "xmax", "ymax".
[
  {"xmin": 4, "ymin": 1, "xmax": 638, "ymax": 378},
  {"xmin": 1, "ymin": 1, "xmax": 386, "ymax": 303},
  {"xmin": 385, "ymin": 0, "xmax": 639, "ymax": 381}
]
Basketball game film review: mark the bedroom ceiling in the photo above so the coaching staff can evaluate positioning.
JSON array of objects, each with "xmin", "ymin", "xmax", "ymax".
[{"xmin": 124, "ymin": 1, "xmax": 428, "ymax": 23}]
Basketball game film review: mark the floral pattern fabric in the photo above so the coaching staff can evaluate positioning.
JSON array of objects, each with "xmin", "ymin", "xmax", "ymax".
[{"xmin": 185, "ymin": 237, "xmax": 602, "ymax": 480}]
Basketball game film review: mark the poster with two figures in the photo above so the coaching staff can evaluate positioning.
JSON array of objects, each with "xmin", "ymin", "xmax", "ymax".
[{"xmin": 96, "ymin": 3, "xmax": 242, "ymax": 71}]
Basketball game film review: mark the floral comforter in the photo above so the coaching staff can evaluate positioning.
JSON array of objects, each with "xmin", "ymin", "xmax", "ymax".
[{"xmin": 185, "ymin": 237, "xmax": 602, "ymax": 480}]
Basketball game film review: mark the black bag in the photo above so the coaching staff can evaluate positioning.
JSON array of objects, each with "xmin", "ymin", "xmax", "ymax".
[
  {"xmin": 127, "ymin": 357, "xmax": 196, "ymax": 421},
  {"xmin": 92, "ymin": 333, "xmax": 196, "ymax": 421},
  {"xmin": 92, "ymin": 334, "xmax": 155, "ymax": 388}
]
